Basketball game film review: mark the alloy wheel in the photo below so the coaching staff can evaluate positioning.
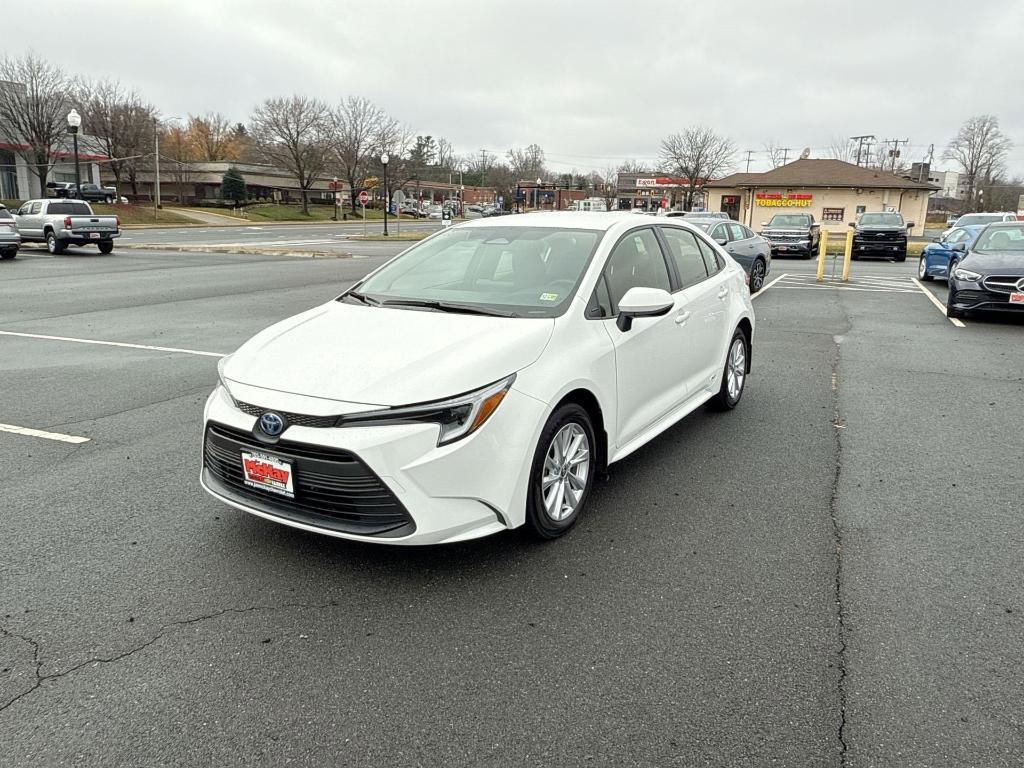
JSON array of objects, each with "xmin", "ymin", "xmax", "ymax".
[
  {"xmin": 918, "ymin": 257, "xmax": 927, "ymax": 279},
  {"xmin": 541, "ymin": 423, "xmax": 591, "ymax": 522},
  {"xmin": 726, "ymin": 337, "xmax": 746, "ymax": 401},
  {"xmin": 750, "ymin": 260, "xmax": 766, "ymax": 292}
]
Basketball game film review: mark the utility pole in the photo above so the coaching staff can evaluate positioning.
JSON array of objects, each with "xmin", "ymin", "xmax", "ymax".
[
  {"xmin": 887, "ymin": 138, "xmax": 909, "ymax": 173},
  {"xmin": 744, "ymin": 150, "xmax": 754, "ymax": 173},
  {"xmin": 781, "ymin": 147, "xmax": 790, "ymax": 166},
  {"xmin": 153, "ymin": 119, "xmax": 161, "ymax": 214},
  {"xmin": 850, "ymin": 135, "xmax": 875, "ymax": 167}
]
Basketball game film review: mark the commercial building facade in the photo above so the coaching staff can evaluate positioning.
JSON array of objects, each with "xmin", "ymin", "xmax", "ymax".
[
  {"xmin": 616, "ymin": 172, "xmax": 702, "ymax": 211},
  {"xmin": 704, "ymin": 159, "xmax": 936, "ymax": 237}
]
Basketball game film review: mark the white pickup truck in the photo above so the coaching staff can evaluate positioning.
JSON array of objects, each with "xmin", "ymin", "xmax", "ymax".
[{"xmin": 12, "ymin": 199, "xmax": 120, "ymax": 254}]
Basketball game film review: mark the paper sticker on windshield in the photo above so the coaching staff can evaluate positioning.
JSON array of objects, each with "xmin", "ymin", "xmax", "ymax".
[{"xmin": 539, "ymin": 292, "xmax": 559, "ymax": 301}]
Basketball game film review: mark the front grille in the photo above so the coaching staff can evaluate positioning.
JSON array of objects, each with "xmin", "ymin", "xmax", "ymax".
[
  {"xmin": 236, "ymin": 400, "xmax": 337, "ymax": 429},
  {"xmin": 203, "ymin": 423, "xmax": 415, "ymax": 537},
  {"xmin": 981, "ymin": 275, "xmax": 1024, "ymax": 294},
  {"xmin": 766, "ymin": 234, "xmax": 805, "ymax": 243}
]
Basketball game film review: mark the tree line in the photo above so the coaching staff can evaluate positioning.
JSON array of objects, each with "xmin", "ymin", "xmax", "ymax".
[{"xmin": 0, "ymin": 52, "xmax": 1016, "ymax": 214}]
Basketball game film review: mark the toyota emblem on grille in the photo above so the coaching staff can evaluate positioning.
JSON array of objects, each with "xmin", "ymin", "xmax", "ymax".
[{"xmin": 258, "ymin": 412, "xmax": 285, "ymax": 437}]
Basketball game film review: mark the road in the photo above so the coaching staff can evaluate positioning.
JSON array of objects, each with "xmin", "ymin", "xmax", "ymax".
[{"xmin": 1, "ymin": 246, "xmax": 1021, "ymax": 767}]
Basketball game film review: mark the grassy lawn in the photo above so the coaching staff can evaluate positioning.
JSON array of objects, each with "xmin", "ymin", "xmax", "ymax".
[
  {"xmin": 242, "ymin": 204, "xmax": 422, "ymax": 223},
  {"xmin": 91, "ymin": 203, "xmax": 193, "ymax": 226}
]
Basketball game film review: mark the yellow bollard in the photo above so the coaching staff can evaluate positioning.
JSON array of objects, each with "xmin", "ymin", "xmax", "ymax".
[
  {"xmin": 841, "ymin": 229, "xmax": 854, "ymax": 281},
  {"xmin": 816, "ymin": 228, "xmax": 829, "ymax": 281}
]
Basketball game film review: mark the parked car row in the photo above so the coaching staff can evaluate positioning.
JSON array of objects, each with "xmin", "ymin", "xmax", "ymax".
[
  {"xmin": 943, "ymin": 222, "xmax": 1024, "ymax": 319},
  {"xmin": 46, "ymin": 181, "xmax": 120, "ymax": 203}
]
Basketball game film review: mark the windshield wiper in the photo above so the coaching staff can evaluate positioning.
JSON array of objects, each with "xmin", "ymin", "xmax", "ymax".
[
  {"xmin": 341, "ymin": 290, "xmax": 381, "ymax": 306},
  {"xmin": 379, "ymin": 298, "xmax": 517, "ymax": 317}
]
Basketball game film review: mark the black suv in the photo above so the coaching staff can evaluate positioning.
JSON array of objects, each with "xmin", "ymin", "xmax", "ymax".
[
  {"xmin": 850, "ymin": 212, "xmax": 914, "ymax": 262},
  {"xmin": 759, "ymin": 213, "xmax": 821, "ymax": 259}
]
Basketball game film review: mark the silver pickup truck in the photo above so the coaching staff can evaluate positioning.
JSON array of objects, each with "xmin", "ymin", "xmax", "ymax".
[{"xmin": 13, "ymin": 199, "xmax": 120, "ymax": 254}]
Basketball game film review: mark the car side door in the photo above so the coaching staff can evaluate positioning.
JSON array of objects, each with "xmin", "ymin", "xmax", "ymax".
[
  {"xmin": 594, "ymin": 226, "xmax": 690, "ymax": 448},
  {"xmin": 660, "ymin": 226, "xmax": 733, "ymax": 396},
  {"xmin": 16, "ymin": 201, "xmax": 43, "ymax": 240}
]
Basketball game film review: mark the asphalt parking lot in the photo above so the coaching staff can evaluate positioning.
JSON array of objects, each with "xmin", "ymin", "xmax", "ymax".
[{"xmin": 1, "ymin": 243, "xmax": 1022, "ymax": 767}]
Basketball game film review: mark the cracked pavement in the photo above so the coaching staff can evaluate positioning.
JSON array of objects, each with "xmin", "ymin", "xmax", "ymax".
[{"xmin": 1, "ymin": 247, "xmax": 1022, "ymax": 767}]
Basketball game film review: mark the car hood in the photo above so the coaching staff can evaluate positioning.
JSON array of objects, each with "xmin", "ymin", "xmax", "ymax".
[
  {"xmin": 856, "ymin": 226, "xmax": 906, "ymax": 232},
  {"xmin": 222, "ymin": 301, "xmax": 555, "ymax": 406},
  {"xmin": 961, "ymin": 252, "xmax": 1024, "ymax": 274},
  {"xmin": 761, "ymin": 227, "xmax": 810, "ymax": 234}
]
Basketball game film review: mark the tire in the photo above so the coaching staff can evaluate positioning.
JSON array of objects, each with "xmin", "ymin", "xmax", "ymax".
[
  {"xmin": 1, "ymin": 248, "xmax": 16, "ymax": 260},
  {"xmin": 918, "ymin": 256, "xmax": 933, "ymax": 281},
  {"xmin": 947, "ymin": 258, "xmax": 959, "ymax": 283},
  {"xmin": 525, "ymin": 403, "xmax": 596, "ymax": 540},
  {"xmin": 98, "ymin": 240, "xmax": 114, "ymax": 254},
  {"xmin": 46, "ymin": 232, "xmax": 65, "ymax": 254},
  {"xmin": 748, "ymin": 258, "xmax": 767, "ymax": 293},
  {"xmin": 894, "ymin": 249, "xmax": 907, "ymax": 263},
  {"xmin": 104, "ymin": 195, "xmax": 113, "ymax": 204},
  {"xmin": 710, "ymin": 328, "xmax": 749, "ymax": 411}
]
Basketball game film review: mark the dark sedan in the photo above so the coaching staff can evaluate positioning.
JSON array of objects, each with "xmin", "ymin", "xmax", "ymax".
[{"xmin": 946, "ymin": 223, "xmax": 1024, "ymax": 319}]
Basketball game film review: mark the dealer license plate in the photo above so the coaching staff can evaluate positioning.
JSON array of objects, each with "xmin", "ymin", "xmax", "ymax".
[
  {"xmin": 1010, "ymin": 292, "xmax": 1024, "ymax": 304},
  {"xmin": 241, "ymin": 451, "xmax": 295, "ymax": 498},
  {"xmin": 89, "ymin": 232, "xmax": 100, "ymax": 238}
]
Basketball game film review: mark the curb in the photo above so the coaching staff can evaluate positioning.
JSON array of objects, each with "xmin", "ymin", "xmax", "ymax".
[{"xmin": 116, "ymin": 243, "xmax": 351, "ymax": 259}]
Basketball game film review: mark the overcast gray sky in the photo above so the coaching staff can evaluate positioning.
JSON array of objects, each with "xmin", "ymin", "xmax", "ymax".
[{"xmin": 8, "ymin": 0, "xmax": 1024, "ymax": 176}]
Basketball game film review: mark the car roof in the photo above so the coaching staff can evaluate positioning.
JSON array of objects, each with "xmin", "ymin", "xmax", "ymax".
[
  {"xmin": 685, "ymin": 217, "xmax": 741, "ymax": 225},
  {"xmin": 457, "ymin": 211, "xmax": 672, "ymax": 232}
]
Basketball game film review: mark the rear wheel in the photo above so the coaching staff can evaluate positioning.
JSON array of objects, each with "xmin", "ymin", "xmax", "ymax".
[
  {"xmin": 917, "ymin": 256, "xmax": 933, "ymax": 281},
  {"xmin": 104, "ymin": 195, "xmax": 113, "ymax": 204},
  {"xmin": 525, "ymin": 404, "xmax": 595, "ymax": 539},
  {"xmin": 46, "ymin": 232, "xmax": 65, "ymax": 254},
  {"xmin": 1, "ymin": 248, "xmax": 16, "ymax": 260},
  {"xmin": 711, "ymin": 328, "xmax": 749, "ymax": 411},
  {"xmin": 98, "ymin": 241, "xmax": 114, "ymax": 254},
  {"xmin": 748, "ymin": 258, "xmax": 767, "ymax": 293}
]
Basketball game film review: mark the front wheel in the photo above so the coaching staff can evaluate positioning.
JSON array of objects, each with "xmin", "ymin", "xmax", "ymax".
[
  {"xmin": 710, "ymin": 328, "xmax": 749, "ymax": 411},
  {"xmin": 1, "ymin": 248, "xmax": 16, "ymax": 260},
  {"xmin": 46, "ymin": 232, "xmax": 65, "ymax": 254},
  {"xmin": 525, "ymin": 404, "xmax": 596, "ymax": 539},
  {"xmin": 98, "ymin": 241, "xmax": 114, "ymax": 254},
  {"xmin": 748, "ymin": 258, "xmax": 767, "ymax": 293},
  {"xmin": 947, "ymin": 258, "xmax": 959, "ymax": 283},
  {"xmin": 918, "ymin": 256, "xmax": 933, "ymax": 281},
  {"xmin": 104, "ymin": 195, "xmax": 113, "ymax": 204},
  {"xmin": 894, "ymin": 249, "xmax": 907, "ymax": 263}
]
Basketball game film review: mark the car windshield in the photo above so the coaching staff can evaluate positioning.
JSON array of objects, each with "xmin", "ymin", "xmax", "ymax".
[
  {"xmin": 349, "ymin": 226, "xmax": 602, "ymax": 317},
  {"xmin": 0, "ymin": 208, "xmax": 12, "ymax": 220},
  {"xmin": 768, "ymin": 215, "xmax": 810, "ymax": 227},
  {"xmin": 956, "ymin": 214, "xmax": 1005, "ymax": 227},
  {"xmin": 859, "ymin": 213, "xmax": 903, "ymax": 226},
  {"xmin": 48, "ymin": 202, "xmax": 92, "ymax": 215},
  {"xmin": 973, "ymin": 225, "xmax": 1024, "ymax": 254}
]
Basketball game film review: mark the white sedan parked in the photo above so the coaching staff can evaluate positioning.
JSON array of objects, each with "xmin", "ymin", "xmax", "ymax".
[{"xmin": 202, "ymin": 212, "xmax": 755, "ymax": 545}]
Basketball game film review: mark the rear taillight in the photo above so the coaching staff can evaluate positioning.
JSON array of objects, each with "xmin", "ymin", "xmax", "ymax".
[
  {"xmin": 64, "ymin": 216, "xmax": 72, "ymax": 228},
  {"xmin": 115, "ymin": 216, "xmax": 120, "ymax": 227}
]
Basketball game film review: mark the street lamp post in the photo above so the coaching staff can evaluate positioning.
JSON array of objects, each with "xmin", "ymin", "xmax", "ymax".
[
  {"xmin": 66, "ymin": 109, "xmax": 82, "ymax": 199},
  {"xmin": 535, "ymin": 177, "xmax": 542, "ymax": 210},
  {"xmin": 380, "ymin": 153, "xmax": 389, "ymax": 236}
]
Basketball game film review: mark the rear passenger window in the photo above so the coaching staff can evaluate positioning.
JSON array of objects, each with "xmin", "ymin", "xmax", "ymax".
[
  {"xmin": 728, "ymin": 223, "xmax": 747, "ymax": 241},
  {"xmin": 696, "ymin": 238, "xmax": 723, "ymax": 275},
  {"xmin": 660, "ymin": 228, "xmax": 709, "ymax": 289}
]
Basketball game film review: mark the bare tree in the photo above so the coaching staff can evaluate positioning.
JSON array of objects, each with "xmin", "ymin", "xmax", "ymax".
[
  {"xmin": 332, "ymin": 96, "xmax": 387, "ymax": 210},
  {"xmin": 827, "ymin": 136, "xmax": 857, "ymax": 163},
  {"xmin": 74, "ymin": 78, "xmax": 157, "ymax": 196},
  {"xmin": 659, "ymin": 126, "xmax": 736, "ymax": 210},
  {"xmin": 943, "ymin": 115, "xmax": 1013, "ymax": 212},
  {"xmin": 507, "ymin": 143, "xmax": 546, "ymax": 182},
  {"xmin": 764, "ymin": 140, "xmax": 787, "ymax": 168},
  {"xmin": 434, "ymin": 137, "xmax": 456, "ymax": 172},
  {"xmin": 161, "ymin": 124, "xmax": 195, "ymax": 204},
  {"xmin": 601, "ymin": 163, "xmax": 619, "ymax": 210},
  {"xmin": 617, "ymin": 159, "xmax": 650, "ymax": 174},
  {"xmin": 250, "ymin": 95, "xmax": 331, "ymax": 214},
  {"xmin": 0, "ymin": 53, "xmax": 72, "ymax": 193},
  {"xmin": 372, "ymin": 117, "xmax": 414, "ymax": 205},
  {"xmin": 187, "ymin": 112, "xmax": 239, "ymax": 161}
]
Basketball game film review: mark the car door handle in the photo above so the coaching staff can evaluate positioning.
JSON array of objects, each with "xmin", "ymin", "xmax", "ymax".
[
  {"xmin": 717, "ymin": 287, "xmax": 729, "ymax": 299},
  {"xmin": 674, "ymin": 311, "xmax": 692, "ymax": 325}
]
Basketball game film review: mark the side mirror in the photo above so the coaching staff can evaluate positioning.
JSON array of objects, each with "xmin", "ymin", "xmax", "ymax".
[
  {"xmin": 760, "ymin": 221, "xmax": 767, "ymax": 227},
  {"xmin": 951, "ymin": 242, "xmax": 967, "ymax": 253},
  {"xmin": 848, "ymin": 222, "xmax": 856, "ymax": 228},
  {"xmin": 616, "ymin": 287, "xmax": 674, "ymax": 332},
  {"xmin": 714, "ymin": 236, "xmax": 728, "ymax": 246},
  {"xmin": 906, "ymin": 221, "xmax": 916, "ymax": 229}
]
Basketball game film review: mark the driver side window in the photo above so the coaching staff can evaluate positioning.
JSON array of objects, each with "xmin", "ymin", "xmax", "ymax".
[{"xmin": 602, "ymin": 228, "xmax": 671, "ymax": 313}]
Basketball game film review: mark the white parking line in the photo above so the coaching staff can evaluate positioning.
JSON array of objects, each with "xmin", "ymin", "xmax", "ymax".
[
  {"xmin": 751, "ymin": 273, "xmax": 788, "ymax": 299},
  {"xmin": 0, "ymin": 330, "xmax": 225, "ymax": 357},
  {"xmin": 0, "ymin": 423, "xmax": 90, "ymax": 444},
  {"xmin": 911, "ymin": 278, "xmax": 965, "ymax": 327}
]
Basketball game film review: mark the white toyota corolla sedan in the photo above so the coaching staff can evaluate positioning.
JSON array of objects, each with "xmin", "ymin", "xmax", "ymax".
[{"xmin": 201, "ymin": 212, "xmax": 755, "ymax": 545}]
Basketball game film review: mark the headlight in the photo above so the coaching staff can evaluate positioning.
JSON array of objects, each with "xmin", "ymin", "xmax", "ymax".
[
  {"xmin": 217, "ymin": 355, "xmax": 237, "ymax": 403},
  {"xmin": 339, "ymin": 374, "xmax": 516, "ymax": 446},
  {"xmin": 953, "ymin": 268, "xmax": 982, "ymax": 282}
]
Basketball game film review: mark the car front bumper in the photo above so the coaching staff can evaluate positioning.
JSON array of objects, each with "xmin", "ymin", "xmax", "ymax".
[
  {"xmin": 766, "ymin": 240, "xmax": 811, "ymax": 255},
  {"xmin": 854, "ymin": 238, "xmax": 906, "ymax": 255},
  {"xmin": 947, "ymin": 283, "xmax": 1024, "ymax": 314},
  {"xmin": 200, "ymin": 384, "xmax": 546, "ymax": 545}
]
